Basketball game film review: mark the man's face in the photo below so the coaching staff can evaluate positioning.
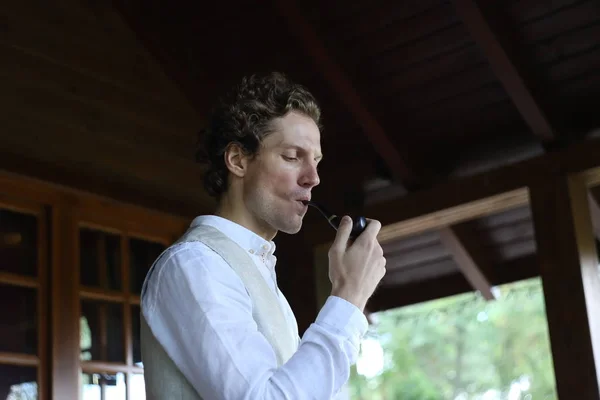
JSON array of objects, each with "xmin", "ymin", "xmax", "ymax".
[{"xmin": 243, "ymin": 111, "xmax": 322, "ymax": 236}]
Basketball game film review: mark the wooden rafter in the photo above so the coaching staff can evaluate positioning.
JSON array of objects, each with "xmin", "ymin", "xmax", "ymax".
[
  {"xmin": 438, "ymin": 224, "xmax": 496, "ymax": 300},
  {"xmin": 363, "ymin": 136, "xmax": 600, "ymax": 242},
  {"xmin": 271, "ymin": 0, "xmax": 416, "ymax": 185},
  {"xmin": 369, "ymin": 254, "xmax": 537, "ymax": 312},
  {"xmin": 271, "ymin": 0, "xmax": 557, "ymax": 298},
  {"xmin": 452, "ymin": 0, "xmax": 556, "ymax": 141}
]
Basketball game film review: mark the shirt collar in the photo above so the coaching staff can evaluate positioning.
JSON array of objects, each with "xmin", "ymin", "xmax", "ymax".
[{"xmin": 190, "ymin": 215, "xmax": 277, "ymax": 258}]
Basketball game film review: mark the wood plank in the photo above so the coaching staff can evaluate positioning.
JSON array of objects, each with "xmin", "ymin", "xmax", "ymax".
[
  {"xmin": 529, "ymin": 174, "xmax": 600, "ymax": 398},
  {"xmin": 364, "ymin": 136, "xmax": 600, "ymax": 244},
  {"xmin": 0, "ymin": 44, "xmax": 199, "ymax": 142},
  {"xmin": 81, "ymin": 361, "xmax": 143, "ymax": 374},
  {"xmin": 377, "ymin": 188, "xmax": 529, "ymax": 243},
  {"xmin": 386, "ymin": 62, "xmax": 496, "ymax": 108},
  {"xmin": 381, "ymin": 257, "xmax": 458, "ymax": 286},
  {"xmin": 518, "ymin": 0, "xmax": 600, "ymax": 43},
  {"xmin": 0, "ymin": 272, "xmax": 38, "ymax": 288},
  {"xmin": 384, "ymin": 240, "xmax": 448, "ymax": 270},
  {"xmin": 0, "ymin": 352, "xmax": 38, "ymax": 367},
  {"xmin": 509, "ymin": 0, "xmax": 582, "ymax": 23},
  {"xmin": 352, "ymin": 1, "xmax": 459, "ymax": 58},
  {"xmin": 408, "ymin": 82, "xmax": 508, "ymax": 120},
  {"xmin": 475, "ymin": 205, "xmax": 532, "ymax": 228},
  {"xmin": 369, "ymin": 24, "xmax": 472, "ymax": 77},
  {"xmin": 324, "ymin": 0, "xmax": 437, "ymax": 44},
  {"xmin": 0, "ymin": 170, "xmax": 191, "ymax": 239},
  {"xmin": 0, "ymin": 151, "xmax": 200, "ymax": 218},
  {"xmin": 0, "ymin": 1, "xmax": 184, "ymax": 103},
  {"xmin": 545, "ymin": 45, "xmax": 600, "ymax": 84},
  {"xmin": 122, "ymin": 236, "xmax": 133, "ymax": 368},
  {"xmin": 129, "ymin": 296, "xmax": 141, "ymax": 306},
  {"xmin": 0, "ymin": 106, "xmax": 210, "ymax": 212},
  {"xmin": 439, "ymin": 224, "xmax": 496, "ymax": 300},
  {"xmin": 272, "ymin": 0, "xmax": 417, "ymax": 184},
  {"xmin": 482, "ymin": 219, "xmax": 534, "ymax": 245},
  {"xmin": 532, "ymin": 23, "xmax": 600, "ymax": 66},
  {"xmin": 375, "ymin": 45, "xmax": 484, "ymax": 97},
  {"xmin": 368, "ymin": 254, "xmax": 538, "ymax": 312},
  {"xmin": 381, "ymin": 230, "xmax": 440, "ymax": 254},
  {"xmin": 453, "ymin": 0, "xmax": 556, "ymax": 141},
  {"xmin": 79, "ymin": 288, "xmax": 127, "ymax": 304},
  {"xmin": 37, "ymin": 206, "xmax": 49, "ymax": 400},
  {"xmin": 0, "ymin": 76, "xmax": 193, "ymax": 160},
  {"xmin": 51, "ymin": 204, "xmax": 79, "ymax": 400}
]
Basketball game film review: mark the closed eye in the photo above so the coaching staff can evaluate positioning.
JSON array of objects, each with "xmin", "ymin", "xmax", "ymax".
[{"xmin": 282, "ymin": 155, "xmax": 298, "ymax": 161}]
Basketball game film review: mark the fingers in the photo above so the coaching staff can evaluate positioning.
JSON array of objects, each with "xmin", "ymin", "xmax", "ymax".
[
  {"xmin": 357, "ymin": 218, "xmax": 382, "ymax": 243},
  {"xmin": 331, "ymin": 215, "xmax": 353, "ymax": 252}
]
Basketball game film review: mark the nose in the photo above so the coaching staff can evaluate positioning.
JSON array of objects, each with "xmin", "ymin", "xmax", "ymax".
[{"xmin": 300, "ymin": 163, "xmax": 320, "ymax": 188}]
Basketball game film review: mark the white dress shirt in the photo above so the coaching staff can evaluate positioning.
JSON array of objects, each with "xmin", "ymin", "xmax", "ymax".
[{"xmin": 142, "ymin": 215, "xmax": 368, "ymax": 399}]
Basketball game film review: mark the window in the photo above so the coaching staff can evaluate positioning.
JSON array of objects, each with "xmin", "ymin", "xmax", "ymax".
[
  {"xmin": 79, "ymin": 226, "xmax": 166, "ymax": 399},
  {"xmin": 0, "ymin": 200, "xmax": 49, "ymax": 400},
  {"xmin": 0, "ymin": 172, "xmax": 188, "ymax": 399}
]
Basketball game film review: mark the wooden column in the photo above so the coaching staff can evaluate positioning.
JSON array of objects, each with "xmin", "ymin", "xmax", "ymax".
[
  {"xmin": 51, "ymin": 201, "xmax": 80, "ymax": 400},
  {"xmin": 529, "ymin": 173, "xmax": 600, "ymax": 398}
]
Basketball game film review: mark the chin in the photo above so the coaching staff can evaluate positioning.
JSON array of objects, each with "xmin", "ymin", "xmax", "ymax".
[{"xmin": 277, "ymin": 219, "xmax": 303, "ymax": 235}]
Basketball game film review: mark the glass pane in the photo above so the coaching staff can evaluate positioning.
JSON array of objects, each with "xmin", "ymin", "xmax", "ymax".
[
  {"xmin": 81, "ymin": 372, "xmax": 126, "ymax": 400},
  {"xmin": 0, "ymin": 364, "xmax": 38, "ymax": 399},
  {"xmin": 348, "ymin": 278, "xmax": 557, "ymax": 399},
  {"xmin": 130, "ymin": 374, "xmax": 146, "ymax": 400},
  {"xmin": 0, "ymin": 284, "xmax": 37, "ymax": 355},
  {"xmin": 131, "ymin": 306, "xmax": 142, "ymax": 367},
  {"xmin": 80, "ymin": 301, "xmax": 124, "ymax": 363},
  {"xmin": 130, "ymin": 238, "xmax": 165, "ymax": 295},
  {"xmin": 0, "ymin": 209, "xmax": 38, "ymax": 277},
  {"xmin": 80, "ymin": 228, "xmax": 122, "ymax": 291}
]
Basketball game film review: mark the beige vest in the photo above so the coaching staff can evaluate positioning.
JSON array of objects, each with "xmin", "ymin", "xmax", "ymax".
[{"xmin": 140, "ymin": 224, "xmax": 298, "ymax": 399}]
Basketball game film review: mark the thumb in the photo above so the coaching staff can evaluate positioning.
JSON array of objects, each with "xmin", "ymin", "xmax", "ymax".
[{"xmin": 331, "ymin": 215, "xmax": 352, "ymax": 251}]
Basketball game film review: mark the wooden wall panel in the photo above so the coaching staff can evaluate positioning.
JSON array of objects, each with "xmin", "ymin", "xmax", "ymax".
[{"xmin": 0, "ymin": 0, "xmax": 210, "ymax": 217}]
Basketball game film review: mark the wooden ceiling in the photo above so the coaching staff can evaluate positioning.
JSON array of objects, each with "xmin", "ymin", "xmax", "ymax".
[
  {"xmin": 1, "ymin": 0, "xmax": 600, "ymax": 310},
  {"xmin": 111, "ymin": 0, "xmax": 600, "ymax": 297}
]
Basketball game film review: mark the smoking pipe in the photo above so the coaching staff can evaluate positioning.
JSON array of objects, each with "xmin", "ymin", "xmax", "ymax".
[{"xmin": 302, "ymin": 200, "xmax": 367, "ymax": 239}]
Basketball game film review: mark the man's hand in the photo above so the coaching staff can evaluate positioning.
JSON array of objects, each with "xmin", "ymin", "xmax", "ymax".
[{"xmin": 328, "ymin": 216, "xmax": 386, "ymax": 312}]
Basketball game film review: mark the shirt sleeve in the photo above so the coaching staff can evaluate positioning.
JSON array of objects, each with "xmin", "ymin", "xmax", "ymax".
[{"xmin": 142, "ymin": 243, "xmax": 368, "ymax": 400}]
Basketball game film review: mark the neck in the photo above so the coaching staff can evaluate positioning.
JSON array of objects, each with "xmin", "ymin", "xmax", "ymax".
[{"xmin": 215, "ymin": 193, "xmax": 277, "ymax": 241}]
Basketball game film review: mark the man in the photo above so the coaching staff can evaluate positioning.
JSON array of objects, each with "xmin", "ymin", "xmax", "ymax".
[{"xmin": 140, "ymin": 72, "xmax": 386, "ymax": 399}]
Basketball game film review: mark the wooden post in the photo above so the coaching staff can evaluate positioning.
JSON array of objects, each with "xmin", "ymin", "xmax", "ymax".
[
  {"xmin": 51, "ymin": 202, "xmax": 80, "ymax": 400},
  {"xmin": 529, "ymin": 173, "xmax": 600, "ymax": 398}
]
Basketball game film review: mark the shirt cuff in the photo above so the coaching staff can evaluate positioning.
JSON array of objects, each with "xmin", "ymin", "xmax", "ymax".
[{"xmin": 315, "ymin": 296, "xmax": 369, "ymax": 346}]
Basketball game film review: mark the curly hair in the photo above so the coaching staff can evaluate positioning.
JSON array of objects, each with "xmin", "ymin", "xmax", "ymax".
[{"xmin": 195, "ymin": 72, "xmax": 322, "ymax": 200}]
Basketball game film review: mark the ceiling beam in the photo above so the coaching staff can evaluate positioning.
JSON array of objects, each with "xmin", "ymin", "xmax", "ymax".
[
  {"xmin": 368, "ymin": 254, "xmax": 537, "ymax": 312},
  {"xmin": 271, "ymin": 0, "xmax": 416, "ymax": 185},
  {"xmin": 438, "ymin": 224, "xmax": 496, "ymax": 300},
  {"xmin": 452, "ymin": 0, "xmax": 556, "ymax": 142},
  {"xmin": 363, "ymin": 135, "xmax": 600, "ymax": 242}
]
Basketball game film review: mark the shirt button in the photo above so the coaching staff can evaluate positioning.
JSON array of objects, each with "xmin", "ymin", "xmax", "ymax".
[
  {"xmin": 262, "ymin": 244, "xmax": 269, "ymax": 250},
  {"xmin": 249, "ymin": 249, "xmax": 255, "ymax": 254}
]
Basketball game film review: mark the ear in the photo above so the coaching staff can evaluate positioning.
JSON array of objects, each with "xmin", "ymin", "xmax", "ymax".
[{"xmin": 223, "ymin": 143, "xmax": 250, "ymax": 178}]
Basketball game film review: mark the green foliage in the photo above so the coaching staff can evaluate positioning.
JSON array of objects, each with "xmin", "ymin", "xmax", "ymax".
[{"xmin": 348, "ymin": 278, "xmax": 557, "ymax": 399}]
